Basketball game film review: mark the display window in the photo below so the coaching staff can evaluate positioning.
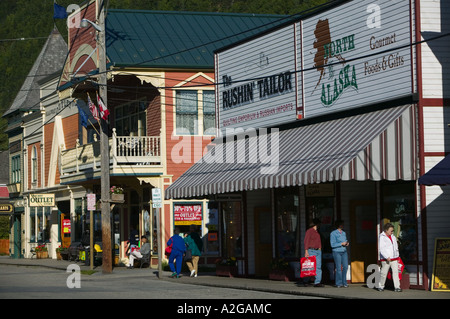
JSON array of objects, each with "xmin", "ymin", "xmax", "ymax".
[
  {"xmin": 274, "ymin": 187, "xmax": 300, "ymax": 258},
  {"xmin": 381, "ymin": 181, "xmax": 417, "ymax": 262}
]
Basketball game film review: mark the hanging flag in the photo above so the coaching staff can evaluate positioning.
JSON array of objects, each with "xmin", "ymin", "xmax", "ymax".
[
  {"xmin": 53, "ymin": 3, "xmax": 68, "ymax": 19},
  {"xmin": 87, "ymin": 93, "xmax": 99, "ymax": 121},
  {"xmin": 77, "ymin": 101, "xmax": 88, "ymax": 128},
  {"xmin": 97, "ymin": 92, "xmax": 110, "ymax": 120}
]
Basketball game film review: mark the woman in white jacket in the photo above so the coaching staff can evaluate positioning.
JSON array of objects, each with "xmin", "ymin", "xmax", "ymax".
[{"xmin": 378, "ymin": 223, "xmax": 402, "ymax": 292}]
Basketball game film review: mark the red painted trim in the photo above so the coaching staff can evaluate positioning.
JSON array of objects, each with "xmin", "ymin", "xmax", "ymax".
[{"xmin": 422, "ymin": 98, "xmax": 450, "ymax": 107}]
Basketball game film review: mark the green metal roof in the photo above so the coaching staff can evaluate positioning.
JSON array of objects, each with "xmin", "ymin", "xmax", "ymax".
[{"xmin": 105, "ymin": 9, "xmax": 288, "ymax": 69}]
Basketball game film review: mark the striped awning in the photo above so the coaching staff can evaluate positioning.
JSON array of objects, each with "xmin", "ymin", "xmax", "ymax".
[{"xmin": 165, "ymin": 105, "xmax": 417, "ymax": 199}]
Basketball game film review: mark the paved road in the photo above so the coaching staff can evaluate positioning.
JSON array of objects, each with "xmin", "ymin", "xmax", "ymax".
[{"xmin": 0, "ymin": 264, "xmax": 324, "ymax": 300}]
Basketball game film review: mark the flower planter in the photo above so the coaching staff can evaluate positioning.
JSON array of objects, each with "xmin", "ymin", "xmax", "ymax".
[
  {"xmin": 400, "ymin": 273, "xmax": 410, "ymax": 290},
  {"xmin": 216, "ymin": 264, "xmax": 238, "ymax": 277},
  {"xmin": 37, "ymin": 251, "xmax": 48, "ymax": 259},
  {"xmin": 269, "ymin": 269, "xmax": 295, "ymax": 282},
  {"xmin": 111, "ymin": 193, "xmax": 124, "ymax": 202}
]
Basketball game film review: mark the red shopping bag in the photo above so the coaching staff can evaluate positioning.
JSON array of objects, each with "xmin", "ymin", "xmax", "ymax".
[
  {"xmin": 300, "ymin": 256, "xmax": 317, "ymax": 278},
  {"xmin": 387, "ymin": 257, "xmax": 404, "ymax": 280}
]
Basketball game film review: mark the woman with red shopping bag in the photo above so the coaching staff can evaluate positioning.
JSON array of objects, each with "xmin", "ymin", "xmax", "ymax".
[
  {"xmin": 301, "ymin": 219, "xmax": 323, "ymax": 287},
  {"xmin": 377, "ymin": 223, "xmax": 402, "ymax": 292}
]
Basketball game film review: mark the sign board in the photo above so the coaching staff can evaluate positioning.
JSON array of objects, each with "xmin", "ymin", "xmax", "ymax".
[
  {"xmin": 63, "ymin": 219, "xmax": 71, "ymax": 234},
  {"xmin": 0, "ymin": 204, "xmax": 13, "ymax": 215},
  {"xmin": 29, "ymin": 193, "xmax": 55, "ymax": 207},
  {"xmin": 302, "ymin": 0, "xmax": 412, "ymax": 118},
  {"xmin": 431, "ymin": 238, "xmax": 450, "ymax": 291},
  {"xmin": 174, "ymin": 204, "xmax": 202, "ymax": 225},
  {"xmin": 152, "ymin": 188, "xmax": 162, "ymax": 208},
  {"xmin": 216, "ymin": 24, "xmax": 297, "ymax": 134},
  {"xmin": 215, "ymin": 0, "xmax": 413, "ymax": 130},
  {"xmin": 87, "ymin": 194, "xmax": 96, "ymax": 211}
]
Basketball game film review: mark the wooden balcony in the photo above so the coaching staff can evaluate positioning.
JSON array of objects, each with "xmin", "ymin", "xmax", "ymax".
[{"xmin": 60, "ymin": 130, "xmax": 162, "ymax": 181}]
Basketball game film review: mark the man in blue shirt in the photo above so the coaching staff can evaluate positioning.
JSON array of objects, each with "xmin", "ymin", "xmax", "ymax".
[
  {"xmin": 167, "ymin": 228, "xmax": 186, "ymax": 278},
  {"xmin": 330, "ymin": 220, "xmax": 349, "ymax": 288}
]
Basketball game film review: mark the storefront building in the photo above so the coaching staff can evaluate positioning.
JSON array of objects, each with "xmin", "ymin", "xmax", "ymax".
[
  {"xmin": 52, "ymin": 1, "xmax": 287, "ymax": 266},
  {"xmin": 166, "ymin": 0, "xmax": 450, "ymax": 290}
]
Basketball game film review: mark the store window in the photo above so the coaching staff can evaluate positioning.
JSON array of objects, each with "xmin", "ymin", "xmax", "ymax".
[
  {"xmin": 221, "ymin": 202, "xmax": 243, "ymax": 258},
  {"xmin": 29, "ymin": 207, "xmax": 51, "ymax": 242},
  {"xmin": 381, "ymin": 181, "xmax": 417, "ymax": 262},
  {"xmin": 275, "ymin": 187, "xmax": 300, "ymax": 258},
  {"xmin": 305, "ymin": 184, "xmax": 335, "ymax": 254},
  {"xmin": 173, "ymin": 203, "xmax": 202, "ymax": 236},
  {"xmin": 115, "ymin": 99, "xmax": 147, "ymax": 137}
]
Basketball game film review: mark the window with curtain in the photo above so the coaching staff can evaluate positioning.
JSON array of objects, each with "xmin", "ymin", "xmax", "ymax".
[
  {"xmin": 203, "ymin": 90, "xmax": 215, "ymax": 135},
  {"xmin": 176, "ymin": 90, "xmax": 198, "ymax": 135}
]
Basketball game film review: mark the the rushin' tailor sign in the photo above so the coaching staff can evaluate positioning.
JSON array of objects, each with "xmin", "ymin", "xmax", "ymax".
[
  {"xmin": 215, "ymin": 0, "xmax": 413, "ymax": 129},
  {"xmin": 174, "ymin": 204, "xmax": 202, "ymax": 225}
]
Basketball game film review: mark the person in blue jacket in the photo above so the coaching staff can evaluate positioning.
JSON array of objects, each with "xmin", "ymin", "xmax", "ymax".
[
  {"xmin": 330, "ymin": 220, "xmax": 349, "ymax": 288},
  {"xmin": 167, "ymin": 227, "xmax": 186, "ymax": 278}
]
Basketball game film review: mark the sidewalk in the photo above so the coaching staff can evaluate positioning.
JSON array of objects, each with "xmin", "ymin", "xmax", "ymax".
[{"xmin": 1, "ymin": 256, "xmax": 449, "ymax": 299}]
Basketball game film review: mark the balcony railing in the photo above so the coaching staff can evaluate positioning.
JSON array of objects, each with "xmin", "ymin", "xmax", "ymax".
[{"xmin": 60, "ymin": 131, "xmax": 161, "ymax": 176}]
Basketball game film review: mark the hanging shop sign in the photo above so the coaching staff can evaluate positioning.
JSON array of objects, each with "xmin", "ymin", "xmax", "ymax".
[
  {"xmin": 0, "ymin": 204, "xmax": 13, "ymax": 215},
  {"xmin": 174, "ymin": 204, "xmax": 202, "ymax": 225},
  {"xmin": 216, "ymin": 24, "xmax": 297, "ymax": 133},
  {"xmin": 29, "ymin": 193, "xmax": 55, "ymax": 207},
  {"xmin": 302, "ymin": 0, "xmax": 412, "ymax": 118}
]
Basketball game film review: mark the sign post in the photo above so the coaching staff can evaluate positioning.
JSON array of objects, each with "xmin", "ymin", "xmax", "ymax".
[
  {"xmin": 87, "ymin": 194, "xmax": 96, "ymax": 270},
  {"xmin": 152, "ymin": 188, "xmax": 162, "ymax": 278}
]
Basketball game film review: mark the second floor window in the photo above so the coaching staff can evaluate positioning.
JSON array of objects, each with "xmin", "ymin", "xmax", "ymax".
[
  {"xmin": 176, "ymin": 89, "xmax": 215, "ymax": 136},
  {"xmin": 115, "ymin": 99, "xmax": 147, "ymax": 137},
  {"xmin": 32, "ymin": 146, "xmax": 38, "ymax": 184},
  {"xmin": 11, "ymin": 155, "xmax": 21, "ymax": 183}
]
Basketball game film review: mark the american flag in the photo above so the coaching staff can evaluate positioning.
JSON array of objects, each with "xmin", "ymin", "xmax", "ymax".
[{"xmin": 87, "ymin": 93, "xmax": 99, "ymax": 121}]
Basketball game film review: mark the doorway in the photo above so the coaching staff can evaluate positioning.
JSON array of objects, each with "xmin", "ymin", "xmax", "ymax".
[
  {"xmin": 350, "ymin": 200, "xmax": 377, "ymax": 283},
  {"xmin": 254, "ymin": 207, "xmax": 272, "ymax": 277}
]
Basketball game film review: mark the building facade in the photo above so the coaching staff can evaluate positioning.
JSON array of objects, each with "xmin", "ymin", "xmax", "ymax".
[{"xmin": 166, "ymin": 0, "xmax": 450, "ymax": 290}]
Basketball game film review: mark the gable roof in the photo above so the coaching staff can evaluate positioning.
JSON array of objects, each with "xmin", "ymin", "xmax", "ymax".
[
  {"xmin": 105, "ymin": 9, "xmax": 288, "ymax": 69},
  {"xmin": 3, "ymin": 29, "xmax": 68, "ymax": 118}
]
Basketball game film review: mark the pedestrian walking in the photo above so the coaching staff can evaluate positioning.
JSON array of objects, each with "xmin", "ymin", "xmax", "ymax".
[
  {"xmin": 184, "ymin": 225, "xmax": 203, "ymax": 277},
  {"xmin": 377, "ymin": 223, "xmax": 402, "ymax": 292},
  {"xmin": 330, "ymin": 220, "xmax": 349, "ymax": 288},
  {"xmin": 303, "ymin": 218, "xmax": 323, "ymax": 287},
  {"xmin": 167, "ymin": 227, "xmax": 186, "ymax": 278}
]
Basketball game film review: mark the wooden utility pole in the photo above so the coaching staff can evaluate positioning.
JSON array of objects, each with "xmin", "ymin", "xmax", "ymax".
[{"xmin": 97, "ymin": 0, "xmax": 112, "ymax": 274}]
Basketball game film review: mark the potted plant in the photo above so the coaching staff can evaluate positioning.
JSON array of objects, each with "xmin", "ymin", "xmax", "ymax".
[
  {"xmin": 216, "ymin": 257, "xmax": 238, "ymax": 277},
  {"xmin": 35, "ymin": 245, "xmax": 48, "ymax": 259},
  {"xmin": 110, "ymin": 186, "xmax": 124, "ymax": 202},
  {"xmin": 269, "ymin": 258, "xmax": 295, "ymax": 281},
  {"xmin": 56, "ymin": 245, "xmax": 68, "ymax": 260}
]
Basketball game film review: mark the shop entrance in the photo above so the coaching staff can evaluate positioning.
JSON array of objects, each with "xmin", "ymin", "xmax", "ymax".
[
  {"xmin": 254, "ymin": 207, "xmax": 272, "ymax": 277},
  {"xmin": 350, "ymin": 200, "xmax": 377, "ymax": 283}
]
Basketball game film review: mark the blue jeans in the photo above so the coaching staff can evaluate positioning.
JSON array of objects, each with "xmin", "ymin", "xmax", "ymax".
[
  {"xmin": 304, "ymin": 249, "xmax": 322, "ymax": 284},
  {"xmin": 169, "ymin": 251, "xmax": 183, "ymax": 275},
  {"xmin": 332, "ymin": 250, "xmax": 348, "ymax": 286}
]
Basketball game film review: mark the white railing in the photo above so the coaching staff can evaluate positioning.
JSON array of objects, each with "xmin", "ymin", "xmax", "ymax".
[{"xmin": 60, "ymin": 131, "xmax": 161, "ymax": 175}]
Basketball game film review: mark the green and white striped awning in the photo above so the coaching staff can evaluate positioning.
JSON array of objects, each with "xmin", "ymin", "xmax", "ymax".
[{"xmin": 165, "ymin": 105, "xmax": 417, "ymax": 199}]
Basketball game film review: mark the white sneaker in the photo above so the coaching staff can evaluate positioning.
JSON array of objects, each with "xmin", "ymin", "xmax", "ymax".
[{"xmin": 190, "ymin": 270, "xmax": 195, "ymax": 277}]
